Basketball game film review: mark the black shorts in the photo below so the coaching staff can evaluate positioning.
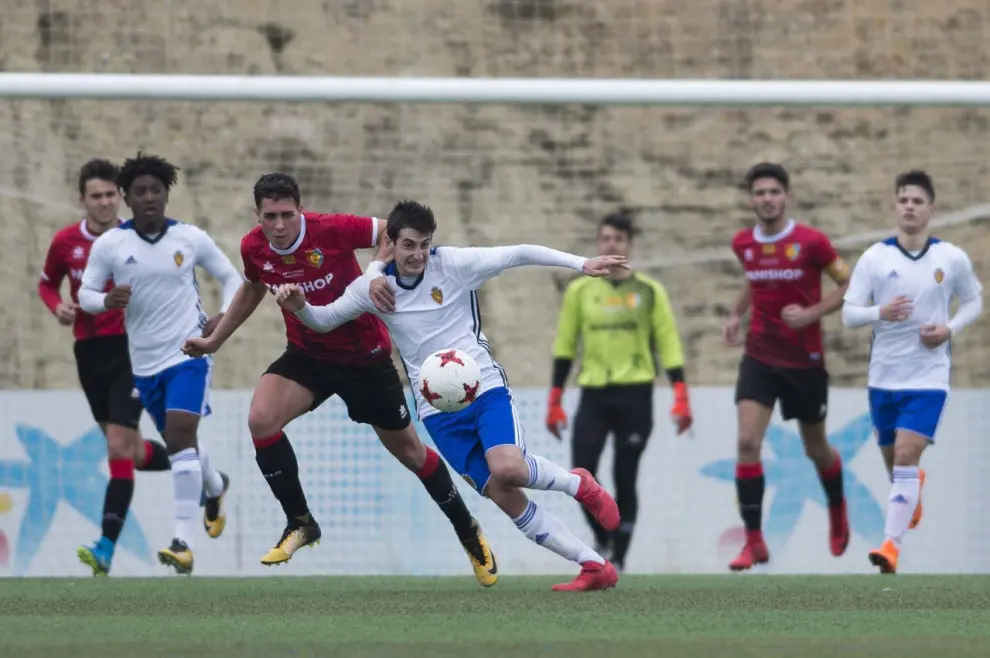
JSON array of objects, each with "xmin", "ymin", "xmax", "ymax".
[
  {"xmin": 265, "ymin": 346, "xmax": 411, "ymax": 431},
  {"xmin": 74, "ymin": 335, "xmax": 143, "ymax": 429},
  {"xmin": 572, "ymin": 383, "xmax": 654, "ymax": 454},
  {"xmin": 734, "ymin": 354, "xmax": 829, "ymax": 423}
]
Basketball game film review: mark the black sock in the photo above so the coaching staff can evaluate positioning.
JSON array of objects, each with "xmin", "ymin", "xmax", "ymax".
[
  {"xmin": 254, "ymin": 432, "xmax": 313, "ymax": 525},
  {"xmin": 103, "ymin": 459, "xmax": 135, "ymax": 543},
  {"xmin": 735, "ymin": 462, "xmax": 765, "ymax": 533},
  {"xmin": 138, "ymin": 440, "xmax": 171, "ymax": 472},
  {"xmin": 611, "ymin": 525, "xmax": 634, "ymax": 567},
  {"xmin": 818, "ymin": 452, "xmax": 845, "ymax": 507},
  {"xmin": 417, "ymin": 447, "xmax": 476, "ymax": 542}
]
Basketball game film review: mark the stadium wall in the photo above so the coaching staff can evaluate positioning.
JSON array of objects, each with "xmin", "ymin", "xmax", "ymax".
[{"xmin": 1, "ymin": 387, "xmax": 987, "ymax": 577}]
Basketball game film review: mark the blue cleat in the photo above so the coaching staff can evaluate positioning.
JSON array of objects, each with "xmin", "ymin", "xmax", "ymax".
[{"xmin": 77, "ymin": 536, "xmax": 115, "ymax": 576}]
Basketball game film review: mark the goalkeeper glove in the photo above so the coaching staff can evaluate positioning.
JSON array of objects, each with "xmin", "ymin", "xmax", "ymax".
[
  {"xmin": 670, "ymin": 381, "xmax": 693, "ymax": 435},
  {"xmin": 545, "ymin": 386, "xmax": 568, "ymax": 441}
]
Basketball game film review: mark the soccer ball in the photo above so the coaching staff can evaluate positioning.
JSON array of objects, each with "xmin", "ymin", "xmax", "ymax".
[{"xmin": 419, "ymin": 348, "xmax": 482, "ymax": 413}]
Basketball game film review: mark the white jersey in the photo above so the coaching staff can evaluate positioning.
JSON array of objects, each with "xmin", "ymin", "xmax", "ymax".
[
  {"xmin": 294, "ymin": 245, "xmax": 587, "ymax": 419},
  {"xmin": 842, "ymin": 237, "xmax": 983, "ymax": 391},
  {"xmin": 78, "ymin": 219, "xmax": 242, "ymax": 377}
]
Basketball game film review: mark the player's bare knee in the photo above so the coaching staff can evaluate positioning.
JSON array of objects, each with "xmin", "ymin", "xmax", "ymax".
[
  {"xmin": 105, "ymin": 424, "xmax": 138, "ymax": 461},
  {"xmin": 892, "ymin": 432, "xmax": 926, "ymax": 466},
  {"xmin": 247, "ymin": 402, "xmax": 284, "ymax": 440},
  {"xmin": 736, "ymin": 432, "xmax": 762, "ymax": 462},
  {"xmin": 163, "ymin": 412, "xmax": 199, "ymax": 453}
]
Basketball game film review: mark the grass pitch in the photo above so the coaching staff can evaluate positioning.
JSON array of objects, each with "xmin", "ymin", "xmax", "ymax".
[{"xmin": 1, "ymin": 574, "xmax": 988, "ymax": 657}]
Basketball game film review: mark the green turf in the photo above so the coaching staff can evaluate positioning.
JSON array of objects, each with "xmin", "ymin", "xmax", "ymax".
[{"xmin": 0, "ymin": 575, "xmax": 988, "ymax": 657}]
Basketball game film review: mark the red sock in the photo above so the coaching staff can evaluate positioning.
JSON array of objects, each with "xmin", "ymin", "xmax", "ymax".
[{"xmin": 416, "ymin": 446, "xmax": 440, "ymax": 479}]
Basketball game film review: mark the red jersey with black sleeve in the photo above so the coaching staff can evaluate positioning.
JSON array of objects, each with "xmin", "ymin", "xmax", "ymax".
[
  {"xmin": 241, "ymin": 212, "xmax": 392, "ymax": 365},
  {"xmin": 38, "ymin": 219, "xmax": 125, "ymax": 341},
  {"xmin": 731, "ymin": 220, "xmax": 850, "ymax": 369}
]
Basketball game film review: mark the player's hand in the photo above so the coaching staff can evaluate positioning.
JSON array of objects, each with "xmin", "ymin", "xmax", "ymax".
[
  {"xmin": 781, "ymin": 304, "xmax": 817, "ymax": 329},
  {"xmin": 273, "ymin": 284, "xmax": 306, "ymax": 312},
  {"xmin": 202, "ymin": 313, "xmax": 224, "ymax": 338},
  {"xmin": 920, "ymin": 324, "xmax": 951, "ymax": 348},
  {"xmin": 373, "ymin": 236, "xmax": 395, "ymax": 264},
  {"xmin": 182, "ymin": 336, "xmax": 220, "ymax": 357},
  {"xmin": 54, "ymin": 301, "xmax": 78, "ymax": 326},
  {"xmin": 670, "ymin": 382, "xmax": 693, "ymax": 436},
  {"xmin": 545, "ymin": 387, "xmax": 568, "ymax": 441},
  {"xmin": 369, "ymin": 277, "xmax": 396, "ymax": 313},
  {"xmin": 104, "ymin": 284, "xmax": 132, "ymax": 309},
  {"xmin": 582, "ymin": 255, "xmax": 628, "ymax": 277},
  {"xmin": 722, "ymin": 314, "xmax": 743, "ymax": 347},
  {"xmin": 880, "ymin": 295, "xmax": 912, "ymax": 322}
]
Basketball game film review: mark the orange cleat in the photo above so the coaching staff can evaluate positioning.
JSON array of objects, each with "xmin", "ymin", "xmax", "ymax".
[
  {"xmin": 551, "ymin": 560, "xmax": 619, "ymax": 592},
  {"xmin": 572, "ymin": 468, "xmax": 620, "ymax": 532},
  {"xmin": 829, "ymin": 499, "xmax": 850, "ymax": 556},
  {"xmin": 909, "ymin": 469, "xmax": 926, "ymax": 530},
  {"xmin": 868, "ymin": 539, "xmax": 899, "ymax": 574},
  {"xmin": 729, "ymin": 538, "xmax": 769, "ymax": 571}
]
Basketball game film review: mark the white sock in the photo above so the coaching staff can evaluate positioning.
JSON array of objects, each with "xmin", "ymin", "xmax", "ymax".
[
  {"xmin": 512, "ymin": 499, "xmax": 603, "ymax": 565},
  {"xmin": 169, "ymin": 448, "xmax": 203, "ymax": 549},
  {"xmin": 198, "ymin": 443, "xmax": 224, "ymax": 497},
  {"xmin": 884, "ymin": 465, "xmax": 920, "ymax": 546},
  {"xmin": 524, "ymin": 454, "xmax": 580, "ymax": 496}
]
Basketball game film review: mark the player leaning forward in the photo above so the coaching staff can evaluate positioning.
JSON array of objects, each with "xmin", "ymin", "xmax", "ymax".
[
  {"xmin": 183, "ymin": 174, "xmax": 498, "ymax": 584},
  {"xmin": 841, "ymin": 170, "xmax": 983, "ymax": 574},
  {"xmin": 275, "ymin": 200, "xmax": 625, "ymax": 591}
]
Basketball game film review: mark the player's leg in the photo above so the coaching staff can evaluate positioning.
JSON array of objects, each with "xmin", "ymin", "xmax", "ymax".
[
  {"xmin": 248, "ymin": 351, "xmax": 325, "ymax": 565},
  {"xmin": 868, "ymin": 390, "xmax": 945, "ymax": 574},
  {"xmin": 784, "ymin": 367, "xmax": 849, "ymax": 557},
  {"xmin": 730, "ymin": 355, "xmax": 777, "ymax": 571},
  {"xmin": 608, "ymin": 384, "xmax": 653, "ymax": 571},
  {"xmin": 569, "ymin": 388, "xmax": 613, "ymax": 554}
]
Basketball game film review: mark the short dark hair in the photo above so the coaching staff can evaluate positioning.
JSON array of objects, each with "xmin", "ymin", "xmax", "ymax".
[
  {"xmin": 118, "ymin": 153, "xmax": 179, "ymax": 194},
  {"xmin": 386, "ymin": 200, "xmax": 437, "ymax": 241},
  {"xmin": 599, "ymin": 212, "xmax": 640, "ymax": 239},
  {"xmin": 895, "ymin": 170, "xmax": 935, "ymax": 202},
  {"xmin": 253, "ymin": 172, "xmax": 301, "ymax": 208},
  {"xmin": 744, "ymin": 162, "xmax": 790, "ymax": 192},
  {"xmin": 77, "ymin": 158, "xmax": 119, "ymax": 195}
]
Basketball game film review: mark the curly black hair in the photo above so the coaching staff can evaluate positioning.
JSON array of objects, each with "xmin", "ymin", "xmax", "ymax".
[{"xmin": 118, "ymin": 152, "xmax": 180, "ymax": 194}]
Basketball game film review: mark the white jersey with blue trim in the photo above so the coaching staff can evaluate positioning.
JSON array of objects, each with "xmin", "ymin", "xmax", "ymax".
[
  {"xmin": 291, "ymin": 244, "xmax": 587, "ymax": 419},
  {"xmin": 78, "ymin": 219, "xmax": 243, "ymax": 377},
  {"xmin": 843, "ymin": 236, "xmax": 983, "ymax": 391}
]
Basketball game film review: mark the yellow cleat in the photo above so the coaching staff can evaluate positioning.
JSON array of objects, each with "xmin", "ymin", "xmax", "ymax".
[
  {"xmin": 260, "ymin": 523, "xmax": 322, "ymax": 566},
  {"xmin": 204, "ymin": 472, "xmax": 230, "ymax": 539},
  {"xmin": 158, "ymin": 539, "xmax": 194, "ymax": 575},
  {"xmin": 460, "ymin": 519, "xmax": 498, "ymax": 587}
]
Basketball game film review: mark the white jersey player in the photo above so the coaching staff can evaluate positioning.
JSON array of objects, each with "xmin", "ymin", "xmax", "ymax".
[
  {"xmin": 275, "ymin": 200, "xmax": 625, "ymax": 591},
  {"xmin": 841, "ymin": 170, "xmax": 983, "ymax": 574},
  {"xmin": 78, "ymin": 154, "xmax": 242, "ymax": 575}
]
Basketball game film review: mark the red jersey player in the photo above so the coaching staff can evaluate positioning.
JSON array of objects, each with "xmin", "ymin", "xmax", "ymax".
[
  {"xmin": 37, "ymin": 159, "xmax": 225, "ymax": 576},
  {"xmin": 721, "ymin": 163, "xmax": 852, "ymax": 571},
  {"xmin": 182, "ymin": 173, "xmax": 497, "ymax": 585}
]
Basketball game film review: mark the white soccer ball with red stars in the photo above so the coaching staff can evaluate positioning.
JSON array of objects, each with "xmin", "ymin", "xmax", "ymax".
[{"xmin": 419, "ymin": 348, "xmax": 482, "ymax": 413}]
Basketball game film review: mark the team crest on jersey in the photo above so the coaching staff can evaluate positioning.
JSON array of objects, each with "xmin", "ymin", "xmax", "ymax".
[
  {"xmin": 430, "ymin": 287, "xmax": 443, "ymax": 305},
  {"xmin": 761, "ymin": 244, "xmax": 776, "ymax": 255},
  {"xmin": 281, "ymin": 255, "xmax": 296, "ymax": 265},
  {"xmin": 785, "ymin": 243, "xmax": 801, "ymax": 261},
  {"xmin": 71, "ymin": 246, "xmax": 84, "ymax": 260},
  {"xmin": 307, "ymin": 249, "xmax": 324, "ymax": 267},
  {"xmin": 173, "ymin": 250, "xmax": 184, "ymax": 267},
  {"xmin": 934, "ymin": 268, "xmax": 944, "ymax": 284}
]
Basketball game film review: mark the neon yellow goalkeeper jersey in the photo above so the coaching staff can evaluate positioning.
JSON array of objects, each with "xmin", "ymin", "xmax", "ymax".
[{"xmin": 551, "ymin": 272, "xmax": 685, "ymax": 388}]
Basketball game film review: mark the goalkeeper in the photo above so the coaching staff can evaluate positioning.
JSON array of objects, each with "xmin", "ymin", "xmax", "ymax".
[{"xmin": 545, "ymin": 212, "xmax": 693, "ymax": 571}]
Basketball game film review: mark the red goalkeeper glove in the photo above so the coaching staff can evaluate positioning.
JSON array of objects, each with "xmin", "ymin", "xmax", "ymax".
[
  {"xmin": 670, "ymin": 381, "xmax": 693, "ymax": 435},
  {"xmin": 545, "ymin": 387, "xmax": 568, "ymax": 441}
]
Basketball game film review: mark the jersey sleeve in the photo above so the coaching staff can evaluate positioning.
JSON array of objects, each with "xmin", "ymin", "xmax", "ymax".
[
  {"xmin": 240, "ymin": 234, "xmax": 262, "ymax": 282},
  {"xmin": 814, "ymin": 232, "xmax": 851, "ymax": 283},
  {"xmin": 551, "ymin": 279, "xmax": 583, "ymax": 360},
  {"xmin": 38, "ymin": 233, "xmax": 67, "ymax": 313},
  {"xmin": 294, "ymin": 274, "xmax": 378, "ymax": 332},
  {"xmin": 843, "ymin": 246, "xmax": 876, "ymax": 306},
  {"xmin": 191, "ymin": 227, "xmax": 243, "ymax": 312},
  {"xmin": 951, "ymin": 247, "xmax": 983, "ymax": 302},
  {"xmin": 440, "ymin": 245, "xmax": 586, "ymax": 290},
  {"xmin": 78, "ymin": 233, "xmax": 114, "ymax": 314},
  {"xmin": 329, "ymin": 214, "xmax": 379, "ymax": 250},
  {"xmin": 647, "ymin": 278, "xmax": 686, "ymax": 371}
]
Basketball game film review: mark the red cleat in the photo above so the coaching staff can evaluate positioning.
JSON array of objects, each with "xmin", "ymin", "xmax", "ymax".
[
  {"xmin": 551, "ymin": 560, "xmax": 619, "ymax": 592},
  {"xmin": 729, "ymin": 538, "xmax": 769, "ymax": 571},
  {"xmin": 829, "ymin": 498, "xmax": 850, "ymax": 557},
  {"xmin": 572, "ymin": 468, "xmax": 620, "ymax": 532}
]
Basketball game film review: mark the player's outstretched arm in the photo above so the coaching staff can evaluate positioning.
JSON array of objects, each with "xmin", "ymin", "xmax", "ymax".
[
  {"xmin": 287, "ymin": 275, "xmax": 378, "ymax": 333},
  {"xmin": 442, "ymin": 244, "xmax": 624, "ymax": 290},
  {"xmin": 182, "ymin": 280, "xmax": 268, "ymax": 356}
]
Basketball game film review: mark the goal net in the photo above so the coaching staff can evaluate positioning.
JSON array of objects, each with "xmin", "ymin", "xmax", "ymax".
[{"xmin": 0, "ymin": 0, "xmax": 987, "ymax": 577}]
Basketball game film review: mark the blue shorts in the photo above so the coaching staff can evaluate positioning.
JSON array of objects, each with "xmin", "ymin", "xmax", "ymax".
[
  {"xmin": 421, "ymin": 386, "xmax": 524, "ymax": 495},
  {"xmin": 133, "ymin": 358, "xmax": 213, "ymax": 434},
  {"xmin": 868, "ymin": 388, "xmax": 947, "ymax": 447}
]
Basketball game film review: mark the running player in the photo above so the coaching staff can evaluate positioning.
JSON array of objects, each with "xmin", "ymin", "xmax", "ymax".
[
  {"xmin": 181, "ymin": 174, "xmax": 497, "ymax": 586},
  {"xmin": 545, "ymin": 212, "xmax": 693, "ymax": 571},
  {"xmin": 38, "ymin": 158, "xmax": 173, "ymax": 575},
  {"xmin": 722, "ymin": 162, "xmax": 851, "ymax": 571},
  {"xmin": 842, "ymin": 170, "xmax": 982, "ymax": 573},
  {"xmin": 78, "ymin": 153, "xmax": 238, "ymax": 575},
  {"xmin": 274, "ymin": 200, "xmax": 626, "ymax": 591}
]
